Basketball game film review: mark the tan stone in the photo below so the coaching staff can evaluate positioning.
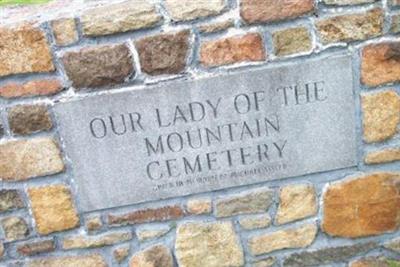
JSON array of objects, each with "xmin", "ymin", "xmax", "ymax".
[
  {"xmin": 130, "ymin": 244, "xmax": 173, "ymax": 267},
  {"xmin": 81, "ymin": 0, "xmax": 161, "ymax": 36},
  {"xmin": 114, "ymin": 245, "xmax": 130, "ymax": 263},
  {"xmin": 350, "ymin": 257, "xmax": 400, "ymax": 267},
  {"xmin": 0, "ymin": 138, "xmax": 64, "ymax": 181},
  {"xmin": 0, "ymin": 24, "xmax": 54, "ymax": 77},
  {"xmin": 1, "ymin": 216, "xmax": 30, "ymax": 241},
  {"xmin": 391, "ymin": 14, "xmax": 400, "ymax": 33},
  {"xmin": 239, "ymin": 213, "xmax": 271, "ymax": 230},
  {"xmin": 273, "ymin": 27, "xmax": 312, "ymax": 56},
  {"xmin": 186, "ymin": 198, "xmax": 212, "ymax": 215},
  {"xmin": 86, "ymin": 216, "xmax": 103, "ymax": 232},
  {"xmin": 322, "ymin": 172, "xmax": 400, "ymax": 238},
  {"xmin": 165, "ymin": 0, "xmax": 225, "ymax": 21},
  {"xmin": 275, "ymin": 184, "xmax": 318, "ymax": 225},
  {"xmin": 200, "ymin": 33, "xmax": 266, "ymax": 67},
  {"xmin": 248, "ymin": 223, "xmax": 317, "ymax": 255},
  {"xmin": 324, "ymin": 0, "xmax": 376, "ymax": 4},
  {"xmin": 0, "ymin": 79, "xmax": 63, "ymax": 99},
  {"xmin": 51, "ymin": 18, "xmax": 78, "ymax": 46},
  {"xmin": 28, "ymin": 254, "xmax": 107, "ymax": 267},
  {"xmin": 361, "ymin": 90, "xmax": 400, "ymax": 143},
  {"xmin": 365, "ymin": 148, "xmax": 400, "ymax": 164},
  {"xmin": 63, "ymin": 231, "xmax": 132, "ymax": 250},
  {"xmin": 175, "ymin": 221, "xmax": 244, "ymax": 267},
  {"xmin": 199, "ymin": 20, "xmax": 234, "ymax": 34},
  {"xmin": 253, "ymin": 257, "xmax": 276, "ymax": 267},
  {"xmin": 136, "ymin": 227, "xmax": 170, "ymax": 242},
  {"xmin": 28, "ymin": 185, "xmax": 79, "ymax": 235}
]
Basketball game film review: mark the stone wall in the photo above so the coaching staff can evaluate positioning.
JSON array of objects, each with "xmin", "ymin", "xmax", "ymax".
[{"xmin": 0, "ymin": 0, "xmax": 399, "ymax": 266}]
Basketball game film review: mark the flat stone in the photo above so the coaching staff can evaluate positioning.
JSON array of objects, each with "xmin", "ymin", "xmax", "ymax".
[
  {"xmin": 135, "ymin": 31, "xmax": 190, "ymax": 76},
  {"xmin": 238, "ymin": 213, "xmax": 271, "ymax": 230},
  {"xmin": 0, "ymin": 138, "xmax": 64, "ymax": 181},
  {"xmin": 0, "ymin": 190, "xmax": 24, "ymax": 213},
  {"xmin": 200, "ymin": 33, "xmax": 266, "ymax": 67},
  {"xmin": 8, "ymin": 105, "xmax": 53, "ymax": 135},
  {"xmin": 108, "ymin": 205, "xmax": 184, "ymax": 226},
  {"xmin": 275, "ymin": 184, "xmax": 317, "ymax": 225},
  {"xmin": 324, "ymin": 0, "xmax": 376, "ymax": 4},
  {"xmin": 136, "ymin": 226, "xmax": 170, "ymax": 242},
  {"xmin": 253, "ymin": 257, "xmax": 276, "ymax": 267},
  {"xmin": 316, "ymin": 8, "xmax": 383, "ymax": 44},
  {"xmin": 322, "ymin": 172, "xmax": 400, "ymax": 238},
  {"xmin": 248, "ymin": 223, "xmax": 317, "ymax": 255},
  {"xmin": 28, "ymin": 254, "xmax": 107, "ymax": 267},
  {"xmin": 51, "ymin": 18, "xmax": 78, "ymax": 46},
  {"xmin": 361, "ymin": 42, "xmax": 400, "ymax": 86},
  {"xmin": 114, "ymin": 245, "xmax": 130, "ymax": 263},
  {"xmin": 1, "ymin": 216, "xmax": 29, "ymax": 242},
  {"xmin": 81, "ymin": 0, "xmax": 161, "ymax": 37},
  {"xmin": 384, "ymin": 237, "xmax": 400, "ymax": 253},
  {"xmin": 199, "ymin": 20, "xmax": 234, "ymax": 34},
  {"xmin": 28, "ymin": 184, "xmax": 80, "ymax": 235},
  {"xmin": 130, "ymin": 244, "xmax": 173, "ymax": 267},
  {"xmin": 215, "ymin": 187, "xmax": 273, "ymax": 218},
  {"xmin": 365, "ymin": 148, "xmax": 400, "ymax": 164},
  {"xmin": 175, "ymin": 221, "xmax": 244, "ymax": 267},
  {"xmin": 17, "ymin": 238, "xmax": 55, "ymax": 256},
  {"xmin": 273, "ymin": 27, "xmax": 312, "ymax": 56},
  {"xmin": 0, "ymin": 79, "xmax": 63, "ymax": 99},
  {"xmin": 85, "ymin": 216, "xmax": 103, "ymax": 232},
  {"xmin": 240, "ymin": 0, "xmax": 314, "ymax": 24},
  {"xmin": 186, "ymin": 198, "xmax": 212, "ymax": 215},
  {"xmin": 361, "ymin": 90, "xmax": 400, "ymax": 143},
  {"xmin": 350, "ymin": 257, "xmax": 400, "ymax": 267},
  {"xmin": 62, "ymin": 231, "xmax": 132, "ymax": 250},
  {"xmin": 62, "ymin": 44, "xmax": 134, "ymax": 89},
  {"xmin": 0, "ymin": 24, "xmax": 54, "ymax": 77},
  {"xmin": 283, "ymin": 242, "xmax": 377, "ymax": 267},
  {"xmin": 165, "ymin": 0, "xmax": 225, "ymax": 21}
]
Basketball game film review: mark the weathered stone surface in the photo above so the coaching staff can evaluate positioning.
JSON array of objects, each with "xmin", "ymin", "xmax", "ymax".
[
  {"xmin": 175, "ymin": 221, "xmax": 244, "ymax": 267},
  {"xmin": 114, "ymin": 245, "xmax": 130, "ymax": 263},
  {"xmin": 199, "ymin": 20, "xmax": 234, "ymax": 33},
  {"xmin": 323, "ymin": 172, "xmax": 400, "ymax": 238},
  {"xmin": 215, "ymin": 187, "xmax": 273, "ymax": 217},
  {"xmin": 273, "ymin": 27, "xmax": 312, "ymax": 56},
  {"xmin": 200, "ymin": 33, "xmax": 266, "ymax": 67},
  {"xmin": 63, "ymin": 231, "xmax": 132, "ymax": 250},
  {"xmin": 17, "ymin": 238, "xmax": 55, "ymax": 256},
  {"xmin": 350, "ymin": 257, "xmax": 400, "ymax": 267},
  {"xmin": 0, "ymin": 25, "xmax": 54, "ymax": 77},
  {"xmin": 391, "ymin": 14, "xmax": 400, "ymax": 33},
  {"xmin": 283, "ymin": 242, "xmax": 377, "ymax": 267},
  {"xmin": 81, "ymin": 0, "xmax": 161, "ymax": 36},
  {"xmin": 384, "ymin": 237, "xmax": 400, "ymax": 253},
  {"xmin": 135, "ymin": 31, "xmax": 190, "ymax": 75},
  {"xmin": 130, "ymin": 244, "xmax": 173, "ymax": 267},
  {"xmin": 51, "ymin": 18, "xmax": 78, "ymax": 46},
  {"xmin": 28, "ymin": 254, "xmax": 107, "ymax": 267},
  {"xmin": 240, "ymin": 0, "xmax": 314, "ymax": 24},
  {"xmin": 8, "ymin": 105, "xmax": 53, "ymax": 135},
  {"xmin": 238, "ymin": 213, "xmax": 271, "ymax": 230},
  {"xmin": 62, "ymin": 44, "xmax": 134, "ymax": 89},
  {"xmin": 136, "ymin": 226, "xmax": 170, "ymax": 242},
  {"xmin": 1, "ymin": 216, "xmax": 29, "ymax": 241},
  {"xmin": 165, "ymin": 0, "xmax": 225, "ymax": 21},
  {"xmin": 365, "ymin": 148, "xmax": 400, "ymax": 164},
  {"xmin": 253, "ymin": 257, "xmax": 276, "ymax": 267},
  {"xmin": 0, "ymin": 79, "xmax": 63, "ymax": 99},
  {"xmin": 28, "ymin": 185, "xmax": 79, "ymax": 235},
  {"xmin": 361, "ymin": 90, "xmax": 400, "ymax": 143},
  {"xmin": 248, "ymin": 223, "xmax": 317, "ymax": 256},
  {"xmin": 275, "ymin": 184, "xmax": 317, "ymax": 225},
  {"xmin": 86, "ymin": 216, "xmax": 103, "ymax": 232},
  {"xmin": 361, "ymin": 42, "xmax": 400, "ymax": 86},
  {"xmin": 0, "ymin": 190, "xmax": 24, "ymax": 213},
  {"xmin": 186, "ymin": 198, "xmax": 212, "ymax": 215},
  {"xmin": 316, "ymin": 9, "xmax": 383, "ymax": 44},
  {"xmin": 108, "ymin": 205, "xmax": 184, "ymax": 226},
  {"xmin": 0, "ymin": 138, "xmax": 64, "ymax": 181},
  {"xmin": 324, "ymin": 0, "xmax": 376, "ymax": 4}
]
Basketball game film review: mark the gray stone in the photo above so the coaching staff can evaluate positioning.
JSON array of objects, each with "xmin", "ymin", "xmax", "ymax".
[
  {"xmin": 0, "ymin": 190, "xmax": 24, "ymax": 213},
  {"xmin": 1, "ymin": 216, "xmax": 29, "ymax": 241},
  {"xmin": 54, "ymin": 54, "xmax": 356, "ymax": 212}
]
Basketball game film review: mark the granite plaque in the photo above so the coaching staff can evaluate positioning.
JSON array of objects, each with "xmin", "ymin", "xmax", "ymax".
[{"xmin": 54, "ymin": 54, "xmax": 357, "ymax": 212}]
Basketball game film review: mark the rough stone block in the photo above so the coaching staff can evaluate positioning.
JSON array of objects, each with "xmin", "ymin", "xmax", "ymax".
[
  {"xmin": 165, "ymin": 0, "xmax": 225, "ymax": 21},
  {"xmin": 62, "ymin": 231, "xmax": 132, "ymax": 250},
  {"xmin": 130, "ymin": 244, "xmax": 173, "ymax": 267},
  {"xmin": 1, "ymin": 216, "xmax": 30, "ymax": 242},
  {"xmin": 27, "ymin": 254, "xmax": 107, "ymax": 267},
  {"xmin": 8, "ymin": 105, "xmax": 53, "ymax": 135},
  {"xmin": 17, "ymin": 238, "xmax": 55, "ymax": 256},
  {"xmin": 365, "ymin": 148, "xmax": 400, "ymax": 164},
  {"xmin": 0, "ymin": 79, "xmax": 63, "ymax": 99},
  {"xmin": 51, "ymin": 18, "xmax": 78, "ymax": 46},
  {"xmin": 273, "ymin": 27, "xmax": 312, "ymax": 56},
  {"xmin": 0, "ymin": 190, "xmax": 24, "ymax": 213}
]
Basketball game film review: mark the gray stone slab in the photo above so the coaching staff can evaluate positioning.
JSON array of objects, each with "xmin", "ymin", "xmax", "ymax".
[{"xmin": 54, "ymin": 54, "xmax": 357, "ymax": 212}]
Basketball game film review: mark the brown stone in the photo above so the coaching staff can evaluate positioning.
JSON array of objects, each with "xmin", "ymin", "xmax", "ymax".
[
  {"xmin": 62, "ymin": 231, "xmax": 132, "ymax": 250},
  {"xmin": 130, "ymin": 244, "xmax": 173, "ymax": 267},
  {"xmin": 114, "ymin": 245, "xmax": 130, "ymax": 263},
  {"xmin": 361, "ymin": 90, "xmax": 400, "ymax": 143},
  {"xmin": 1, "ymin": 216, "xmax": 30, "ymax": 241},
  {"xmin": 86, "ymin": 216, "xmax": 103, "ymax": 232},
  {"xmin": 186, "ymin": 198, "xmax": 212, "ymax": 215},
  {"xmin": 199, "ymin": 20, "xmax": 234, "ymax": 34},
  {"xmin": 324, "ymin": 0, "xmax": 376, "ymax": 4},
  {"xmin": 135, "ymin": 31, "xmax": 190, "ymax": 75},
  {"xmin": 350, "ymin": 257, "xmax": 400, "ymax": 267},
  {"xmin": 0, "ymin": 79, "xmax": 63, "ymax": 99},
  {"xmin": 200, "ymin": 33, "xmax": 266, "ymax": 67},
  {"xmin": 322, "ymin": 172, "xmax": 400, "ymax": 238},
  {"xmin": 0, "ymin": 24, "xmax": 55, "ymax": 77},
  {"xmin": 17, "ymin": 238, "xmax": 55, "ymax": 256},
  {"xmin": 51, "ymin": 18, "xmax": 78, "ymax": 46},
  {"xmin": 28, "ymin": 184, "xmax": 80, "ymax": 235},
  {"xmin": 62, "ymin": 44, "xmax": 134, "ymax": 89},
  {"xmin": 240, "ymin": 0, "xmax": 315, "ymax": 24},
  {"xmin": 108, "ymin": 205, "xmax": 184, "ymax": 226},
  {"xmin": 361, "ymin": 42, "xmax": 400, "ymax": 86},
  {"xmin": 28, "ymin": 254, "xmax": 107, "ymax": 267},
  {"xmin": 165, "ymin": 0, "xmax": 225, "ymax": 21},
  {"xmin": 365, "ymin": 148, "xmax": 400, "ymax": 164},
  {"xmin": 0, "ymin": 138, "xmax": 64, "ymax": 181},
  {"xmin": 273, "ymin": 27, "xmax": 312, "ymax": 56},
  {"xmin": 0, "ymin": 190, "xmax": 24, "ymax": 213},
  {"xmin": 316, "ymin": 8, "xmax": 383, "ymax": 44},
  {"xmin": 8, "ymin": 105, "xmax": 53, "ymax": 135}
]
